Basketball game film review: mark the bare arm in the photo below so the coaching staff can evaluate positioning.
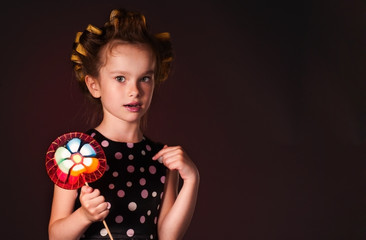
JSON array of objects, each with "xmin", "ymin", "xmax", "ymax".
[
  {"xmin": 153, "ymin": 146, "xmax": 200, "ymax": 240},
  {"xmin": 48, "ymin": 185, "xmax": 110, "ymax": 240}
]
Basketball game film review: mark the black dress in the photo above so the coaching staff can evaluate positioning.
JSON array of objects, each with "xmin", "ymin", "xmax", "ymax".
[{"xmin": 77, "ymin": 129, "xmax": 167, "ymax": 240}]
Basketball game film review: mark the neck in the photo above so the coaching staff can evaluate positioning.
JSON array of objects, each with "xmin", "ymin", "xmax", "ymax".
[{"xmin": 95, "ymin": 118, "xmax": 143, "ymax": 143}]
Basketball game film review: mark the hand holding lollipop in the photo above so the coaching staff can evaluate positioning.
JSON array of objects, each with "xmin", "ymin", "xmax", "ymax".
[{"xmin": 45, "ymin": 132, "xmax": 113, "ymax": 239}]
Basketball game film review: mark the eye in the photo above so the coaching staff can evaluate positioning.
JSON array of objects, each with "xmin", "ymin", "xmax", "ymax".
[
  {"xmin": 115, "ymin": 76, "xmax": 126, "ymax": 82},
  {"xmin": 141, "ymin": 76, "xmax": 152, "ymax": 83}
]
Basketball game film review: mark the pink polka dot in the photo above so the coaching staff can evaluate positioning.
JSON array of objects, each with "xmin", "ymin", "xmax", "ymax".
[
  {"xmin": 140, "ymin": 167, "xmax": 145, "ymax": 172},
  {"xmin": 146, "ymin": 145, "xmax": 151, "ymax": 151},
  {"xmin": 100, "ymin": 228, "xmax": 108, "ymax": 236},
  {"xmin": 160, "ymin": 192, "xmax": 164, "ymax": 199},
  {"xmin": 154, "ymin": 217, "xmax": 158, "ymax": 224},
  {"xmin": 112, "ymin": 171, "xmax": 118, "ymax": 177},
  {"xmin": 126, "ymin": 181, "xmax": 132, "ymax": 187},
  {"xmin": 127, "ymin": 143, "xmax": 134, "ymax": 148},
  {"xmin": 160, "ymin": 176, "xmax": 166, "ymax": 184},
  {"xmin": 152, "ymin": 191, "xmax": 157, "ymax": 197},
  {"xmin": 90, "ymin": 132, "xmax": 96, "ymax": 137},
  {"xmin": 109, "ymin": 184, "xmax": 115, "ymax": 189},
  {"xmin": 106, "ymin": 165, "xmax": 110, "ymax": 171},
  {"xmin": 157, "ymin": 204, "xmax": 160, "ymax": 210},
  {"xmin": 140, "ymin": 215, "xmax": 146, "ymax": 223},
  {"xmin": 128, "ymin": 202, "xmax": 137, "ymax": 211},
  {"xmin": 128, "ymin": 154, "xmax": 134, "ymax": 160},
  {"xmin": 149, "ymin": 166, "xmax": 156, "ymax": 174},
  {"xmin": 101, "ymin": 140, "xmax": 109, "ymax": 147},
  {"xmin": 115, "ymin": 152, "xmax": 122, "ymax": 159},
  {"xmin": 139, "ymin": 178, "xmax": 146, "ymax": 186},
  {"xmin": 141, "ymin": 150, "xmax": 146, "ymax": 155},
  {"xmin": 147, "ymin": 210, "xmax": 151, "ymax": 216},
  {"xmin": 117, "ymin": 190, "xmax": 125, "ymax": 198},
  {"xmin": 126, "ymin": 229, "xmax": 134, "ymax": 237},
  {"xmin": 115, "ymin": 215, "xmax": 123, "ymax": 223},
  {"xmin": 141, "ymin": 189, "xmax": 148, "ymax": 199},
  {"xmin": 127, "ymin": 165, "xmax": 135, "ymax": 173}
]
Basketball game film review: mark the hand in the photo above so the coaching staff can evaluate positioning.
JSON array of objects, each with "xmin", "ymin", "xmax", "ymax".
[
  {"xmin": 79, "ymin": 186, "xmax": 111, "ymax": 222},
  {"xmin": 152, "ymin": 145, "xmax": 199, "ymax": 183}
]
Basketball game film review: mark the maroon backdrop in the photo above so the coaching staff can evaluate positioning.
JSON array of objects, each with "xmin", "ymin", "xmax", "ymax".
[{"xmin": 0, "ymin": 0, "xmax": 365, "ymax": 239}]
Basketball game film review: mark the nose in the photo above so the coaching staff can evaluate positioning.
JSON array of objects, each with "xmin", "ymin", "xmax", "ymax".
[{"xmin": 128, "ymin": 81, "xmax": 140, "ymax": 98}]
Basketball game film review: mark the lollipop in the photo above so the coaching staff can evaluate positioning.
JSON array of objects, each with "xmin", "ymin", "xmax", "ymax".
[
  {"xmin": 45, "ymin": 132, "xmax": 107, "ymax": 189},
  {"xmin": 45, "ymin": 132, "xmax": 113, "ymax": 239}
]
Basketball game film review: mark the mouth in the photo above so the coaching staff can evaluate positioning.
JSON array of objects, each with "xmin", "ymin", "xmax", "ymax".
[
  {"xmin": 124, "ymin": 104, "xmax": 141, "ymax": 107},
  {"xmin": 123, "ymin": 102, "xmax": 142, "ymax": 112},
  {"xmin": 124, "ymin": 102, "xmax": 142, "ymax": 107}
]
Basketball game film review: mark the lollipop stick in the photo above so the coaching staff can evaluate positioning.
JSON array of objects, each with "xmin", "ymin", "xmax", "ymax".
[
  {"xmin": 102, "ymin": 220, "xmax": 114, "ymax": 240},
  {"xmin": 84, "ymin": 181, "xmax": 114, "ymax": 240}
]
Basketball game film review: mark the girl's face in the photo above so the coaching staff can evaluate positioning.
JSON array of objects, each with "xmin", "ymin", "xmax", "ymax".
[{"xmin": 88, "ymin": 43, "xmax": 156, "ymax": 126}]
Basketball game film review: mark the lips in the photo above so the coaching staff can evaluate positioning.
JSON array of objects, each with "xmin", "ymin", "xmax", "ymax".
[{"xmin": 123, "ymin": 102, "xmax": 142, "ymax": 112}]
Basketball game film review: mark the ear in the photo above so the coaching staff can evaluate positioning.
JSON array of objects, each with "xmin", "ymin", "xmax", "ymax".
[{"xmin": 85, "ymin": 75, "xmax": 101, "ymax": 98}]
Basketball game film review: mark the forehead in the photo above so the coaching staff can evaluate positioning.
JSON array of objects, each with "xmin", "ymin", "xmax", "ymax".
[{"xmin": 100, "ymin": 41, "xmax": 156, "ymax": 69}]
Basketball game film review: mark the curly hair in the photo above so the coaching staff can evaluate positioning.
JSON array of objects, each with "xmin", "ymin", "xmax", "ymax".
[{"xmin": 71, "ymin": 8, "xmax": 173, "ymax": 95}]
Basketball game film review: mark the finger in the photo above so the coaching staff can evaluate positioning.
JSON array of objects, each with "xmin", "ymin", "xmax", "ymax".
[
  {"xmin": 83, "ymin": 188, "xmax": 101, "ymax": 201},
  {"xmin": 84, "ymin": 202, "xmax": 110, "ymax": 222},
  {"xmin": 161, "ymin": 148, "xmax": 183, "ymax": 160},
  {"xmin": 153, "ymin": 145, "xmax": 178, "ymax": 160},
  {"xmin": 91, "ymin": 188, "xmax": 101, "ymax": 198},
  {"xmin": 81, "ymin": 191, "xmax": 104, "ymax": 209},
  {"xmin": 152, "ymin": 145, "xmax": 180, "ymax": 160},
  {"xmin": 98, "ymin": 209, "xmax": 110, "ymax": 221},
  {"xmin": 164, "ymin": 160, "xmax": 182, "ymax": 171},
  {"xmin": 80, "ymin": 186, "xmax": 95, "ymax": 203},
  {"xmin": 152, "ymin": 147, "xmax": 166, "ymax": 160},
  {"xmin": 81, "ymin": 185, "xmax": 93, "ymax": 194},
  {"xmin": 95, "ymin": 201, "xmax": 111, "ymax": 214},
  {"xmin": 160, "ymin": 149, "xmax": 186, "ymax": 165},
  {"xmin": 82, "ymin": 195, "xmax": 106, "ymax": 216},
  {"xmin": 89, "ymin": 195, "xmax": 106, "ymax": 207},
  {"xmin": 164, "ymin": 152, "xmax": 185, "ymax": 165}
]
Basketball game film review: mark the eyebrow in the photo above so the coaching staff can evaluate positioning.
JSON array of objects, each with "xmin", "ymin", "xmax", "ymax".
[{"xmin": 109, "ymin": 70, "xmax": 155, "ymax": 75}]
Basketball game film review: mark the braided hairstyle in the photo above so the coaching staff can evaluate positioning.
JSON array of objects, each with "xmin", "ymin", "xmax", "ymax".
[{"xmin": 70, "ymin": 8, "xmax": 173, "ymax": 97}]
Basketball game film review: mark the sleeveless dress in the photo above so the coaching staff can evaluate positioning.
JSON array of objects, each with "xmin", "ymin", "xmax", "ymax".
[{"xmin": 77, "ymin": 129, "xmax": 167, "ymax": 240}]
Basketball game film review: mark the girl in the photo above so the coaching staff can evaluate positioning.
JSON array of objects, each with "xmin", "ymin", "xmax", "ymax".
[{"xmin": 48, "ymin": 8, "xmax": 199, "ymax": 240}]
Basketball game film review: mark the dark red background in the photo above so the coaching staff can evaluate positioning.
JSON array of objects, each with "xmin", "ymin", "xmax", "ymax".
[{"xmin": 0, "ymin": 0, "xmax": 365, "ymax": 239}]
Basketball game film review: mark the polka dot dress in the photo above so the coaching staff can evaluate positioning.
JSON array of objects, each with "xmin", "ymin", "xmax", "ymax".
[{"xmin": 77, "ymin": 129, "xmax": 167, "ymax": 239}]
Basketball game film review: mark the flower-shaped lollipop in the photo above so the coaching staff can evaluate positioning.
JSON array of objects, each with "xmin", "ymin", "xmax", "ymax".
[{"xmin": 45, "ymin": 132, "xmax": 107, "ymax": 190}]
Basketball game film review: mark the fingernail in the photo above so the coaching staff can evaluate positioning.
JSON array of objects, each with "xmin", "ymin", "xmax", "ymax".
[
  {"xmin": 158, "ymin": 156, "xmax": 163, "ymax": 163},
  {"xmin": 107, "ymin": 202, "xmax": 111, "ymax": 210}
]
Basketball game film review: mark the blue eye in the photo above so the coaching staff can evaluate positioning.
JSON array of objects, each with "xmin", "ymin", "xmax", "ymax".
[{"xmin": 115, "ymin": 76, "xmax": 126, "ymax": 82}]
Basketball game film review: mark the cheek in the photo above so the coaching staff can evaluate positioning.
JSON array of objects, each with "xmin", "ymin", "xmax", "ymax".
[
  {"xmin": 143, "ymin": 86, "xmax": 154, "ymax": 109},
  {"xmin": 142, "ymin": 83, "xmax": 154, "ymax": 98}
]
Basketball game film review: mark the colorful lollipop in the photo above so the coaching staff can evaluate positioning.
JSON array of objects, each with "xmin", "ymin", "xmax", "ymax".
[
  {"xmin": 45, "ymin": 132, "xmax": 107, "ymax": 189},
  {"xmin": 45, "ymin": 132, "xmax": 113, "ymax": 239}
]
